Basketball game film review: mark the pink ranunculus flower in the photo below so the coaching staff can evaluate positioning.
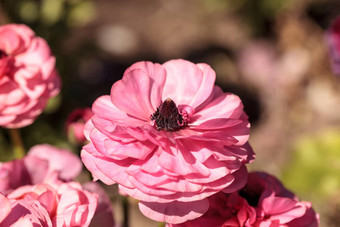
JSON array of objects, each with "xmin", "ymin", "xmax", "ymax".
[
  {"xmin": 66, "ymin": 108, "xmax": 93, "ymax": 144},
  {"xmin": 0, "ymin": 24, "xmax": 61, "ymax": 128},
  {"xmin": 0, "ymin": 156, "xmax": 56, "ymax": 195},
  {"xmin": 2, "ymin": 182, "xmax": 98, "ymax": 227},
  {"xmin": 326, "ymin": 15, "xmax": 340, "ymax": 75},
  {"xmin": 0, "ymin": 144, "xmax": 82, "ymax": 194},
  {"xmin": 28, "ymin": 144, "xmax": 83, "ymax": 181},
  {"xmin": 168, "ymin": 172, "xmax": 319, "ymax": 227},
  {"xmin": 81, "ymin": 59, "xmax": 255, "ymax": 223}
]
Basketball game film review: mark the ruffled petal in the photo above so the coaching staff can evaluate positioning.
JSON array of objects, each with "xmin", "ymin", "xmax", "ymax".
[
  {"xmin": 162, "ymin": 60, "xmax": 215, "ymax": 108},
  {"xmin": 111, "ymin": 61, "xmax": 166, "ymax": 120}
]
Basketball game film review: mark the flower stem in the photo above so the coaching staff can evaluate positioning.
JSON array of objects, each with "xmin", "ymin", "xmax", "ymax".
[
  {"xmin": 122, "ymin": 196, "xmax": 130, "ymax": 227},
  {"xmin": 8, "ymin": 128, "xmax": 25, "ymax": 159},
  {"xmin": 158, "ymin": 223, "xmax": 166, "ymax": 227}
]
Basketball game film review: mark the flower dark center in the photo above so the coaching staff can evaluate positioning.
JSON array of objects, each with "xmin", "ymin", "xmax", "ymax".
[
  {"xmin": 238, "ymin": 186, "xmax": 262, "ymax": 207},
  {"xmin": 151, "ymin": 98, "xmax": 185, "ymax": 131},
  {"xmin": 0, "ymin": 50, "xmax": 6, "ymax": 59}
]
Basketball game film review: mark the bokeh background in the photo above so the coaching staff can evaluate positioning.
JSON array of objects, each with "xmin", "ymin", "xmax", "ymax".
[{"xmin": 1, "ymin": 0, "xmax": 340, "ymax": 226}]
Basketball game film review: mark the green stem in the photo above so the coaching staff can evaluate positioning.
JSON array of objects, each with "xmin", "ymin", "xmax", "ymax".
[
  {"xmin": 158, "ymin": 222, "xmax": 166, "ymax": 227},
  {"xmin": 9, "ymin": 128, "xmax": 25, "ymax": 159}
]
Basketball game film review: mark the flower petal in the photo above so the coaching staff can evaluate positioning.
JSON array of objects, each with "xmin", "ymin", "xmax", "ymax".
[
  {"xmin": 162, "ymin": 60, "xmax": 215, "ymax": 108},
  {"xmin": 139, "ymin": 199, "xmax": 209, "ymax": 224},
  {"xmin": 110, "ymin": 62, "xmax": 166, "ymax": 120}
]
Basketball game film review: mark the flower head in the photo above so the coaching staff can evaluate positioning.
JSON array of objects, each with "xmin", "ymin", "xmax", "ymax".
[
  {"xmin": 168, "ymin": 172, "xmax": 319, "ymax": 227},
  {"xmin": 0, "ymin": 144, "xmax": 114, "ymax": 227},
  {"xmin": 2, "ymin": 182, "xmax": 98, "ymax": 227},
  {"xmin": 0, "ymin": 144, "xmax": 82, "ymax": 195},
  {"xmin": 0, "ymin": 24, "xmax": 61, "ymax": 128},
  {"xmin": 81, "ymin": 59, "xmax": 255, "ymax": 223},
  {"xmin": 66, "ymin": 108, "xmax": 93, "ymax": 144},
  {"xmin": 28, "ymin": 144, "xmax": 83, "ymax": 181}
]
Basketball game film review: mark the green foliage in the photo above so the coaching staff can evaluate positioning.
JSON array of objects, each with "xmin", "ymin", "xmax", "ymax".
[{"xmin": 281, "ymin": 130, "xmax": 340, "ymax": 202}]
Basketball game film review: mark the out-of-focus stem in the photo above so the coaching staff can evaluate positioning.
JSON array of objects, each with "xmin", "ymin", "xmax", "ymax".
[
  {"xmin": 9, "ymin": 128, "xmax": 25, "ymax": 159},
  {"xmin": 122, "ymin": 196, "xmax": 130, "ymax": 227},
  {"xmin": 158, "ymin": 222, "xmax": 166, "ymax": 227}
]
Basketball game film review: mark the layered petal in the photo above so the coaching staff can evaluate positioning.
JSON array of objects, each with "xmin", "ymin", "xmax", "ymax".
[
  {"xmin": 82, "ymin": 59, "xmax": 254, "ymax": 223},
  {"xmin": 162, "ymin": 60, "xmax": 215, "ymax": 108}
]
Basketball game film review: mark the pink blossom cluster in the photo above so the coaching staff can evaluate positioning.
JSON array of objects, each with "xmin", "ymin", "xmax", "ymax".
[
  {"xmin": 0, "ymin": 144, "xmax": 114, "ymax": 227},
  {"xmin": 0, "ymin": 22, "xmax": 320, "ymax": 227},
  {"xmin": 168, "ymin": 172, "xmax": 319, "ymax": 227}
]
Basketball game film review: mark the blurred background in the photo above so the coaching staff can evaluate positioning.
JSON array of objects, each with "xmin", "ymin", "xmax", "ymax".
[{"xmin": 1, "ymin": 0, "xmax": 340, "ymax": 226}]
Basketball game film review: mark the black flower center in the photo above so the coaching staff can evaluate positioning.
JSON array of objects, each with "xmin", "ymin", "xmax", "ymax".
[{"xmin": 151, "ymin": 98, "xmax": 185, "ymax": 131}]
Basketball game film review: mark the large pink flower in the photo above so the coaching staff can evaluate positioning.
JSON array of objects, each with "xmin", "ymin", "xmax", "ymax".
[
  {"xmin": 2, "ymin": 182, "xmax": 98, "ymax": 227},
  {"xmin": 0, "ymin": 24, "xmax": 61, "ymax": 128},
  {"xmin": 168, "ymin": 172, "xmax": 319, "ymax": 227},
  {"xmin": 81, "ymin": 59, "xmax": 255, "ymax": 223}
]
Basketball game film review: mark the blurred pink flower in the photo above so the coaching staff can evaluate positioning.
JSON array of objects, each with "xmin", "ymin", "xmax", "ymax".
[
  {"xmin": 0, "ymin": 24, "xmax": 61, "ymax": 128},
  {"xmin": 81, "ymin": 59, "xmax": 255, "ymax": 223},
  {"xmin": 83, "ymin": 182, "xmax": 115, "ymax": 227},
  {"xmin": 168, "ymin": 172, "xmax": 319, "ymax": 227},
  {"xmin": 0, "ymin": 144, "xmax": 82, "ymax": 194},
  {"xmin": 66, "ymin": 108, "xmax": 93, "ymax": 144},
  {"xmin": 0, "ymin": 156, "xmax": 55, "ymax": 195},
  {"xmin": 326, "ymin": 15, "xmax": 340, "ymax": 75},
  {"xmin": 28, "ymin": 144, "xmax": 83, "ymax": 181},
  {"xmin": 2, "ymin": 182, "xmax": 98, "ymax": 227},
  {"xmin": 237, "ymin": 41, "xmax": 278, "ymax": 88}
]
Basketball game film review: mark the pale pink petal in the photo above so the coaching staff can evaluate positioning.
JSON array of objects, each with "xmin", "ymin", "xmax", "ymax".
[
  {"xmin": 82, "ymin": 141, "xmax": 135, "ymax": 188},
  {"xmin": 139, "ymin": 199, "xmax": 209, "ymax": 224},
  {"xmin": 0, "ymin": 193, "xmax": 11, "ymax": 222},
  {"xmin": 162, "ymin": 59, "xmax": 215, "ymax": 108},
  {"xmin": 262, "ymin": 196, "xmax": 307, "ymax": 224},
  {"xmin": 56, "ymin": 183, "xmax": 98, "ymax": 227},
  {"xmin": 1, "ymin": 199, "xmax": 52, "ymax": 227},
  {"xmin": 111, "ymin": 62, "xmax": 166, "ymax": 120},
  {"xmin": 190, "ymin": 93, "xmax": 245, "ymax": 127},
  {"xmin": 92, "ymin": 95, "xmax": 145, "ymax": 126}
]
